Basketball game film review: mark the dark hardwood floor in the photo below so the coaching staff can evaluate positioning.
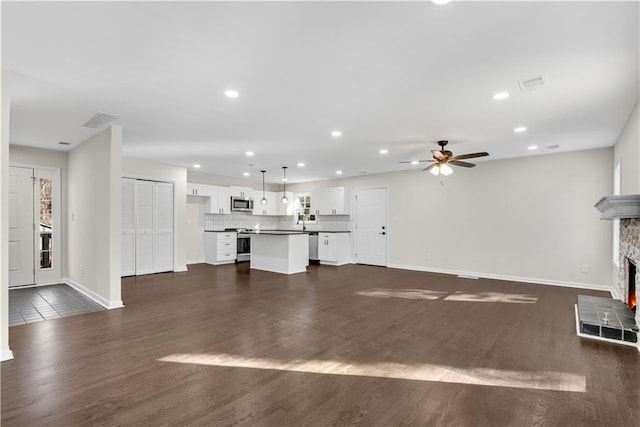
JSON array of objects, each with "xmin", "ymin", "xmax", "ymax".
[{"xmin": 3, "ymin": 263, "xmax": 640, "ymax": 426}]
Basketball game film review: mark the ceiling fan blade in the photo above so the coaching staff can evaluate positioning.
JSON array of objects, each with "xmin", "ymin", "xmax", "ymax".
[
  {"xmin": 449, "ymin": 160, "xmax": 476, "ymax": 168},
  {"xmin": 398, "ymin": 160, "xmax": 429, "ymax": 164},
  {"xmin": 423, "ymin": 163, "xmax": 437, "ymax": 172},
  {"xmin": 432, "ymin": 150, "xmax": 445, "ymax": 161},
  {"xmin": 449, "ymin": 152, "xmax": 489, "ymax": 161}
]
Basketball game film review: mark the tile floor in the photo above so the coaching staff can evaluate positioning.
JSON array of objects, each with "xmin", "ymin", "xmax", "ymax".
[{"xmin": 9, "ymin": 284, "xmax": 105, "ymax": 327}]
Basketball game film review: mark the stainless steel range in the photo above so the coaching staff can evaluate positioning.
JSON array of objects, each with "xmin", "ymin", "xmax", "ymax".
[{"xmin": 226, "ymin": 228, "xmax": 251, "ymax": 262}]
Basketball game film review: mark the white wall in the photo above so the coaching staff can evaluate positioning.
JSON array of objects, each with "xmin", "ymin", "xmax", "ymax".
[
  {"xmin": 9, "ymin": 145, "xmax": 68, "ymax": 278},
  {"xmin": 122, "ymin": 157, "xmax": 188, "ymax": 271},
  {"xmin": 67, "ymin": 126, "xmax": 122, "ymax": 308},
  {"xmin": 290, "ymin": 148, "xmax": 614, "ymax": 290},
  {"xmin": 613, "ymin": 102, "xmax": 640, "ymax": 194},
  {"xmin": 186, "ymin": 196, "xmax": 207, "ymax": 264},
  {"xmin": 1, "ymin": 69, "xmax": 13, "ymax": 361}
]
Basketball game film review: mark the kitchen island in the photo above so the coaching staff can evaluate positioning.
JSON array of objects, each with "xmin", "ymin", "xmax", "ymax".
[{"xmin": 250, "ymin": 231, "xmax": 309, "ymax": 274}]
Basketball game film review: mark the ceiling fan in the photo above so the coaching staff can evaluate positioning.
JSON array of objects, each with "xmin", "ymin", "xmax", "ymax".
[{"xmin": 399, "ymin": 140, "xmax": 489, "ymax": 176}]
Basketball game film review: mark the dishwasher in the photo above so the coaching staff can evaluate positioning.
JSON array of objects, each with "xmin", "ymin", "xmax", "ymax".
[{"xmin": 308, "ymin": 232, "xmax": 319, "ymax": 261}]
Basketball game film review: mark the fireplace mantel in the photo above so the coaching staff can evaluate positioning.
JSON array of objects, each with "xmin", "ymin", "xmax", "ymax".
[{"xmin": 594, "ymin": 195, "xmax": 640, "ymax": 220}]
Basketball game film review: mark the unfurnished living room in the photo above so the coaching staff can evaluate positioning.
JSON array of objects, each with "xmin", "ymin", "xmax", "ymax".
[{"xmin": 1, "ymin": 1, "xmax": 639, "ymax": 426}]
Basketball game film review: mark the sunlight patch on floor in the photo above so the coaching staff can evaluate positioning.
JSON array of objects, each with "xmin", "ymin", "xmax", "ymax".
[
  {"xmin": 356, "ymin": 288, "xmax": 538, "ymax": 304},
  {"xmin": 158, "ymin": 353, "xmax": 585, "ymax": 392},
  {"xmin": 355, "ymin": 289, "xmax": 446, "ymax": 300}
]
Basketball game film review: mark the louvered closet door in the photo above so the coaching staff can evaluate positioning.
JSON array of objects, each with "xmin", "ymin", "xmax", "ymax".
[
  {"xmin": 135, "ymin": 180, "xmax": 155, "ymax": 275},
  {"xmin": 154, "ymin": 182, "xmax": 174, "ymax": 272},
  {"xmin": 121, "ymin": 178, "xmax": 136, "ymax": 277}
]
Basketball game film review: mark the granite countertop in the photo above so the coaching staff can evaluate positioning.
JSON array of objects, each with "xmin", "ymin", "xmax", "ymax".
[
  {"xmin": 205, "ymin": 229, "xmax": 350, "ymax": 233},
  {"xmin": 249, "ymin": 230, "xmax": 308, "ymax": 235}
]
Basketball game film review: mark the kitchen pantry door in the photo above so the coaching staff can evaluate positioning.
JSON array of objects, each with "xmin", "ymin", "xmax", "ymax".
[
  {"xmin": 8, "ymin": 166, "xmax": 61, "ymax": 287},
  {"xmin": 121, "ymin": 178, "xmax": 174, "ymax": 276},
  {"xmin": 355, "ymin": 188, "xmax": 387, "ymax": 267}
]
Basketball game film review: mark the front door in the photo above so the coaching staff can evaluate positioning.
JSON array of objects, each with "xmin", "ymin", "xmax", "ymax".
[
  {"xmin": 355, "ymin": 188, "xmax": 387, "ymax": 267},
  {"xmin": 8, "ymin": 167, "xmax": 35, "ymax": 287}
]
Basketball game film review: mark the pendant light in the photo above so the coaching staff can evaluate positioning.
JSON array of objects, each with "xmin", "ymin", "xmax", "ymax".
[
  {"xmin": 260, "ymin": 170, "xmax": 268, "ymax": 205},
  {"xmin": 281, "ymin": 166, "xmax": 288, "ymax": 204}
]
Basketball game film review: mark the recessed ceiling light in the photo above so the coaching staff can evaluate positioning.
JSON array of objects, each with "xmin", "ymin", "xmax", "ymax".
[
  {"xmin": 243, "ymin": 172, "xmax": 250, "ymax": 177},
  {"xmin": 224, "ymin": 90, "xmax": 239, "ymax": 98},
  {"xmin": 331, "ymin": 130, "xmax": 342, "ymax": 137},
  {"xmin": 431, "ymin": 0, "xmax": 452, "ymax": 4},
  {"xmin": 528, "ymin": 145, "xmax": 538, "ymax": 150},
  {"xmin": 336, "ymin": 170, "xmax": 343, "ymax": 175},
  {"xmin": 411, "ymin": 160, "xmax": 419, "ymax": 165},
  {"xmin": 492, "ymin": 91, "xmax": 509, "ymax": 100},
  {"xmin": 297, "ymin": 162, "xmax": 305, "ymax": 167},
  {"xmin": 379, "ymin": 149, "xmax": 388, "ymax": 154},
  {"xmin": 193, "ymin": 164, "xmax": 201, "ymax": 168},
  {"xmin": 245, "ymin": 151, "xmax": 254, "ymax": 156},
  {"xmin": 514, "ymin": 126, "xmax": 527, "ymax": 133}
]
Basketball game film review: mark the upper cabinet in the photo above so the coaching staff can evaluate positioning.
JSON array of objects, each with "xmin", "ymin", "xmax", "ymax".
[
  {"xmin": 252, "ymin": 190, "xmax": 279, "ymax": 216},
  {"xmin": 229, "ymin": 186, "xmax": 253, "ymax": 199},
  {"xmin": 187, "ymin": 183, "xmax": 212, "ymax": 197},
  {"xmin": 312, "ymin": 187, "xmax": 349, "ymax": 215},
  {"xmin": 210, "ymin": 186, "xmax": 231, "ymax": 214}
]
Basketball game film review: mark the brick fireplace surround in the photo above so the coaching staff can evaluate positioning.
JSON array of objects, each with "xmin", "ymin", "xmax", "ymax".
[{"xmin": 619, "ymin": 218, "xmax": 639, "ymax": 326}]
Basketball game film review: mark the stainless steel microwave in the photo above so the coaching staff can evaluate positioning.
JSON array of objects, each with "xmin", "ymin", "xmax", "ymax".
[{"xmin": 231, "ymin": 196, "xmax": 254, "ymax": 212}]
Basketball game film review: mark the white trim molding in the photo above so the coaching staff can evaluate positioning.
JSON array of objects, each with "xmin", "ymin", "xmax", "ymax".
[
  {"xmin": 1, "ymin": 349, "xmax": 14, "ymax": 362},
  {"xmin": 388, "ymin": 263, "xmax": 613, "ymax": 294},
  {"xmin": 64, "ymin": 278, "xmax": 124, "ymax": 309},
  {"xmin": 174, "ymin": 265, "xmax": 188, "ymax": 272}
]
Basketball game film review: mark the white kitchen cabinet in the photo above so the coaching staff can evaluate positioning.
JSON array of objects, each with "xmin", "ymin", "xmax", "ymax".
[
  {"xmin": 229, "ymin": 186, "xmax": 253, "ymax": 198},
  {"xmin": 205, "ymin": 231, "xmax": 237, "ymax": 265},
  {"xmin": 252, "ymin": 190, "xmax": 279, "ymax": 216},
  {"xmin": 312, "ymin": 187, "xmax": 349, "ymax": 215},
  {"xmin": 187, "ymin": 182, "xmax": 213, "ymax": 197},
  {"xmin": 318, "ymin": 232, "xmax": 350, "ymax": 266},
  {"xmin": 277, "ymin": 191, "xmax": 296, "ymax": 216},
  {"xmin": 209, "ymin": 186, "xmax": 231, "ymax": 214}
]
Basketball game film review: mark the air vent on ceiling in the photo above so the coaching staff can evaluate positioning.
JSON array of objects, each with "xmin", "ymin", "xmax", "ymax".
[
  {"xmin": 546, "ymin": 144, "xmax": 560, "ymax": 150},
  {"xmin": 58, "ymin": 141, "xmax": 71, "ymax": 146},
  {"xmin": 518, "ymin": 75, "xmax": 545, "ymax": 93},
  {"xmin": 82, "ymin": 111, "xmax": 118, "ymax": 128}
]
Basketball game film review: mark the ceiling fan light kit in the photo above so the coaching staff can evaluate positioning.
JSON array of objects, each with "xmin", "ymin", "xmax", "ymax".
[{"xmin": 401, "ymin": 140, "xmax": 489, "ymax": 177}]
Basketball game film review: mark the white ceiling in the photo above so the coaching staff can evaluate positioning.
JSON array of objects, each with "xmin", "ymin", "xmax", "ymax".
[{"xmin": 3, "ymin": 1, "xmax": 638, "ymax": 184}]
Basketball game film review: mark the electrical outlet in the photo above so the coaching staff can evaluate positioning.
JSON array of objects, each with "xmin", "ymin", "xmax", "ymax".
[{"xmin": 581, "ymin": 264, "xmax": 589, "ymax": 273}]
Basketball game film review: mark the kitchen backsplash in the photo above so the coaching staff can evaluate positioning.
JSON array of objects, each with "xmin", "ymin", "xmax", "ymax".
[{"xmin": 205, "ymin": 212, "xmax": 351, "ymax": 232}]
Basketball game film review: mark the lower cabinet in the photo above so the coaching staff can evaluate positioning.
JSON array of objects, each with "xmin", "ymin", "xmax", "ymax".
[
  {"xmin": 205, "ymin": 231, "xmax": 237, "ymax": 265},
  {"xmin": 318, "ymin": 233, "xmax": 350, "ymax": 266}
]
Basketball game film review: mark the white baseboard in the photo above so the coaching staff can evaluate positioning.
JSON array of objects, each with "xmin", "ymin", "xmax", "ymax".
[
  {"xmin": 1, "ymin": 349, "xmax": 14, "ymax": 362},
  {"xmin": 387, "ymin": 263, "xmax": 613, "ymax": 294},
  {"xmin": 186, "ymin": 259, "xmax": 204, "ymax": 265},
  {"xmin": 174, "ymin": 265, "xmax": 188, "ymax": 272},
  {"xmin": 64, "ymin": 278, "xmax": 124, "ymax": 310}
]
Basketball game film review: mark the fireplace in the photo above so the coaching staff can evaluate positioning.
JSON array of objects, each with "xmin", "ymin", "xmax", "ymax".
[{"xmin": 628, "ymin": 257, "xmax": 637, "ymax": 313}]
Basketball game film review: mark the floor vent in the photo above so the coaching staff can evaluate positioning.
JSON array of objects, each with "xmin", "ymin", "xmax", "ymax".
[{"xmin": 82, "ymin": 111, "xmax": 118, "ymax": 128}]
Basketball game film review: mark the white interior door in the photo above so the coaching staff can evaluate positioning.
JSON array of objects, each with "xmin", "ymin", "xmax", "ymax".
[
  {"xmin": 135, "ymin": 180, "xmax": 155, "ymax": 275},
  {"xmin": 154, "ymin": 182, "xmax": 174, "ymax": 272},
  {"xmin": 8, "ymin": 167, "xmax": 35, "ymax": 287},
  {"xmin": 356, "ymin": 188, "xmax": 387, "ymax": 267},
  {"xmin": 121, "ymin": 178, "xmax": 136, "ymax": 276}
]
